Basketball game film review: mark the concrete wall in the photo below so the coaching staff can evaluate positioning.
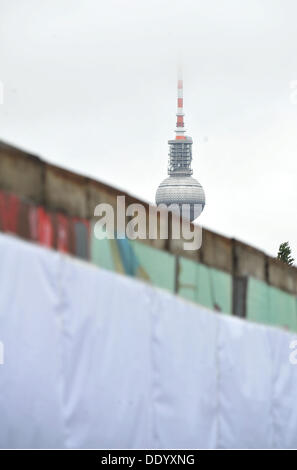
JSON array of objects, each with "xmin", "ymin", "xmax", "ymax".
[
  {"xmin": 267, "ymin": 257, "xmax": 297, "ymax": 295},
  {"xmin": 0, "ymin": 140, "xmax": 296, "ymax": 296},
  {"xmin": 232, "ymin": 239, "xmax": 267, "ymax": 281},
  {"xmin": 0, "ymin": 142, "xmax": 44, "ymax": 203},
  {"xmin": 45, "ymin": 164, "xmax": 88, "ymax": 218},
  {"xmin": 87, "ymin": 179, "xmax": 118, "ymax": 219},
  {"xmin": 200, "ymin": 229, "xmax": 232, "ymax": 273}
]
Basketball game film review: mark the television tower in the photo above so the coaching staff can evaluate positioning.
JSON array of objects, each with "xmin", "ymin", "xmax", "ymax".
[{"xmin": 155, "ymin": 69, "xmax": 205, "ymax": 221}]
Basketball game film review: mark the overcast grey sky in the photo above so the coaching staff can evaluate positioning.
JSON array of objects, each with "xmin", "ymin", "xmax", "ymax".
[{"xmin": 0, "ymin": 0, "xmax": 296, "ymax": 258}]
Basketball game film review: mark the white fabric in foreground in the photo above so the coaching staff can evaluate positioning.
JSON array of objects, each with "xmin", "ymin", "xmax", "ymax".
[
  {"xmin": 0, "ymin": 234, "xmax": 296, "ymax": 449},
  {"xmin": 218, "ymin": 315, "xmax": 273, "ymax": 448},
  {"xmin": 268, "ymin": 327, "xmax": 297, "ymax": 448},
  {"xmin": 150, "ymin": 290, "xmax": 217, "ymax": 449},
  {"xmin": 0, "ymin": 235, "xmax": 64, "ymax": 448},
  {"xmin": 59, "ymin": 259, "xmax": 152, "ymax": 449}
]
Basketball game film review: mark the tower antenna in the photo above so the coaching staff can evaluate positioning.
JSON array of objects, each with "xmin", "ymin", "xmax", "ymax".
[{"xmin": 175, "ymin": 66, "xmax": 186, "ymax": 141}]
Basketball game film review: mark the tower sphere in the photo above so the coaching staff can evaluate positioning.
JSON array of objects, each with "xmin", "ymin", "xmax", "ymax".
[{"xmin": 155, "ymin": 175, "xmax": 205, "ymax": 222}]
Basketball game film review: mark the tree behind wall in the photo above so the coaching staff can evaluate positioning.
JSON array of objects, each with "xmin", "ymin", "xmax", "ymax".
[{"xmin": 277, "ymin": 241, "xmax": 295, "ymax": 266}]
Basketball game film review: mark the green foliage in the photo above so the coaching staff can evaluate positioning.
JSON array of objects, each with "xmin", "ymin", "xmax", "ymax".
[{"xmin": 277, "ymin": 241, "xmax": 295, "ymax": 266}]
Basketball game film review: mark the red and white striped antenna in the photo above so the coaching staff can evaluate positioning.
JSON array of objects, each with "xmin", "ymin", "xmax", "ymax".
[{"xmin": 175, "ymin": 66, "xmax": 186, "ymax": 140}]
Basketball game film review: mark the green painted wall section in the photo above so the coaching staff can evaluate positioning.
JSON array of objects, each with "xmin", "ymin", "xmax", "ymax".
[
  {"xmin": 269, "ymin": 286, "xmax": 297, "ymax": 332},
  {"xmin": 91, "ymin": 226, "xmax": 115, "ymax": 272},
  {"xmin": 131, "ymin": 240, "xmax": 175, "ymax": 292},
  {"xmin": 209, "ymin": 267, "xmax": 232, "ymax": 314},
  {"xmin": 246, "ymin": 278, "xmax": 270, "ymax": 325},
  {"xmin": 246, "ymin": 277, "xmax": 297, "ymax": 333},
  {"xmin": 90, "ymin": 223, "xmax": 124, "ymax": 273},
  {"xmin": 178, "ymin": 257, "xmax": 232, "ymax": 314},
  {"xmin": 90, "ymin": 230, "xmax": 297, "ymax": 332},
  {"xmin": 90, "ymin": 230, "xmax": 175, "ymax": 292}
]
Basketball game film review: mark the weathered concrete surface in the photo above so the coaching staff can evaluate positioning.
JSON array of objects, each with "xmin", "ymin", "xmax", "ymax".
[
  {"xmin": 44, "ymin": 164, "xmax": 88, "ymax": 218},
  {"xmin": 88, "ymin": 179, "xmax": 119, "ymax": 218},
  {"xmin": 0, "ymin": 142, "xmax": 44, "ymax": 203},
  {"xmin": 232, "ymin": 239, "xmax": 266, "ymax": 281},
  {"xmin": 267, "ymin": 257, "xmax": 297, "ymax": 295},
  {"xmin": 200, "ymin": 229, "xmax": 232, "ymax": 273}
]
